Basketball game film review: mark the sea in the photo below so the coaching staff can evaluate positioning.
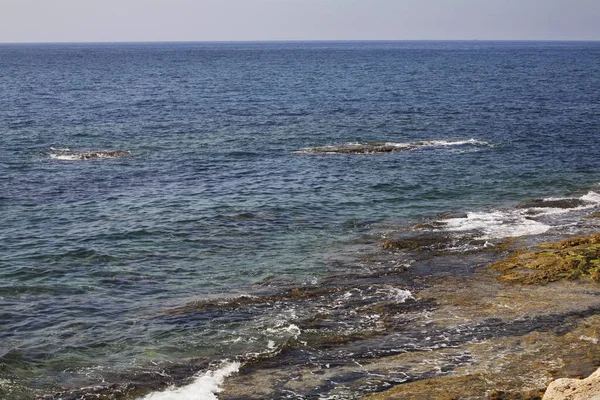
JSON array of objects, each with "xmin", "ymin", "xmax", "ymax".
[{"xmin": 1, "ymin": 41, "xmax": 600, "ymax": 399}]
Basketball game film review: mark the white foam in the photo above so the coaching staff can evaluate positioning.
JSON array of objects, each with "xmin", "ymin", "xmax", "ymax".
[
  {"xmin": 266, "ymin": 323, "xmax": 301, "ymax": 338},
  {"xmin": 378, "ymin": 287, "xmax": 414, "ymax": 303},
  {"xmin": 382, "ymin": 142, "xmax": 413, "ymax": 149},
  {"xmin": 581, "ymin": 191, "xmax": 600, "ymax": 204},
  {"xmin": 520, "ymin": 191, "xmax": 600, "ymax": 218},
  {"xmin": 138, "ymin": 361, "xmax": 241, "ymax": 400},
  {"xmin": 417, "ymin": 138, "xmax": 489, "ymax": 147},
  {"xmin": 49, "ymin": 154, "xmax": 82, "ymax": 160},
  {"xmin": 442, "ymin": 210, "xmax": 551, "ymax": 240}
]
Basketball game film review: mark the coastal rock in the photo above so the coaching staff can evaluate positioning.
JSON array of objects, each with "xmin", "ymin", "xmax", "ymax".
[
  {"xmin": 76, "ymin": 150, "xmax": 132, "ymax": 160},
  {"xmin": 294, "ymin": 139, "xmax": 486, "ymax": 155},
  {"xmin": 438, "ymin": 211, "xmax": 469, "ymax": 220},
  {"xmin": 489, "ymin": 233, "xmax": 600, "ymax": 284},
  {"xmin": 516, "ymin": 199, "xmax": 587, "ymax": 210},
  {"xmin": 295, "ymin": 142, "xmax": 412, "ymax": 155},
  {"xmin": 543, "ymin": 367, "xmax": 600, "ymax": 400},
  {"xmin": 49, "ymin": 149, "xmax": 133, "ymax": 160}
]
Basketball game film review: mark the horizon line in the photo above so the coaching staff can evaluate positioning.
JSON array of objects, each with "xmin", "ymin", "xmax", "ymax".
[{"xmin": 1, "ymin": 39, "xmax": 599, "ymax": 45}]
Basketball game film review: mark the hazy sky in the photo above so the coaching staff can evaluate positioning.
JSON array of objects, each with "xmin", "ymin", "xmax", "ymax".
[{"xmin": 1, "ymin": 0, "xmax": 599, "ymax": 43}]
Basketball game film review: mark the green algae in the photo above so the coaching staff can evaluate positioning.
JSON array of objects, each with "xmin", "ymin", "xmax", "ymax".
[{"xmin": 489, "ymin": 233, "xmax": 600, "ymax": 284}]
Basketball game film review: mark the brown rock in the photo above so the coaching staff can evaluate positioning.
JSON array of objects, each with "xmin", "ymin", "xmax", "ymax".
[{"xmin": 543, "ymin": 367, "xmax": 600, "ymax": 400}]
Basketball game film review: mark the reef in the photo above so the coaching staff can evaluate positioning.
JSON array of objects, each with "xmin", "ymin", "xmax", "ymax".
[
  {"xmin": 295, "ymin": 142, "xmax": 413, "ymax": 155},
  {"xmin": 73, "ymin": 150, "xmax": 133, "ymax": 160},
  {"xmin": 489, "ymin": 233, "xmax": 600, "ymax": 284},
  {"xmin": 49, "ymin": 149, "xmax": 133, "ymax": 160}
]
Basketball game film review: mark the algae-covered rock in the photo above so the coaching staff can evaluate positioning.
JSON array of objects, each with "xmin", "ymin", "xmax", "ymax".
[
  {"xmin": 489, "ymin": 233, "xmax": 600, "ymax": 284},
  {"xmin": 543, "ymin": 367, "xmax": 600, "ymax": 400}
]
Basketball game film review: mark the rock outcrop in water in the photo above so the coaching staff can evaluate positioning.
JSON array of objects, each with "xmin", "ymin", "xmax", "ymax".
[
  {"xmin": 295, "ymin": 142, "xmax": 412, "ymax": 154},
  {"xmin": 543, "ymin": 367, "xmax": 600, "ymax": 400},
  {"xmin": 294, "ymin": 139, "xmax": 487, "ymax": 155},
  {"xmin": 76, "ymin": 150, "xmax": 132, "ymax": 160},
  {"xmin": 516, "ymin": 199, "xmax": 588, "ymax": 210},
  {"xmin": 49, "ymin": 149, "xmax": 133, "ymax": 160}
]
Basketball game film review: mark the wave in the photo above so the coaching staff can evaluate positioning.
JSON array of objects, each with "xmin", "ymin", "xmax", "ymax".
[
  {"xmin": 139, "ymin": 361, "xmax": 241, "ymax": 400},
  {"xmin": 48, "ymin": 148, "xmax": 132, "ymax": 161},
  {"xmin": 294, "ymin": 138, "xmax": 489, "ymax": 155},
  {"xmin": 436, "ymin": 191, "xmax": 600, "ymax": 241}
]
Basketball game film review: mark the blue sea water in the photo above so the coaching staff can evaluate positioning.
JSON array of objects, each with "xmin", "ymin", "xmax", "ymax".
[{"xmin": 1, "ymin": 41, "xmax": 600, "ymax": 398}]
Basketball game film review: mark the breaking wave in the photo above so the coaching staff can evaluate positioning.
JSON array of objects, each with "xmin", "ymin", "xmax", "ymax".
[
  {"xmin": 139, "ymin": 361, "xmax": 241, "ymax": 400},
  {"xmin": 437, "ymin": 191, "xmax": 600, "ymax": 241}
]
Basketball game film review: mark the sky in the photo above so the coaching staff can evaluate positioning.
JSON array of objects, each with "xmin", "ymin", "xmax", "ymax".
[{"xmin": 0, "ymin": 0, "xmax": 599, "ymax": 43}]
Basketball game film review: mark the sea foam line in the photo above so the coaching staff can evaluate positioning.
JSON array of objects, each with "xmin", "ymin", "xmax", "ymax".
[{"xmin": 138, "ymin": 361, "xmax": 241, "ymax": 400}]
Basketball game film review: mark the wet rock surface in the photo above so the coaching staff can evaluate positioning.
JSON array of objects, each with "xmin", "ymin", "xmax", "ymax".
[{"xmin": 216, "ymin": 246, "xmax": 600, "ymax": 399}]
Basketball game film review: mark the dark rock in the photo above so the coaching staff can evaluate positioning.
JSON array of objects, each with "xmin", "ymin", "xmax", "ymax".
[
  {"xmin": 438, "ymin": 212, "xmax": 469, "ymax": 220},
  {"xmin": 516, "ymin": 199, "xmax": 586, "ymax": 210}
]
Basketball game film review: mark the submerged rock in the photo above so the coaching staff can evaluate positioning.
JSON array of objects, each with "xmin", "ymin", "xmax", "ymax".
[{"xmin": 543, "ymin": 367, "xmax": 600, "ymax": 400}]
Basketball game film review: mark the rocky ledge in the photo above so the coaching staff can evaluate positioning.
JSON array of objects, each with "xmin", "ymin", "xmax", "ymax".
[{"xmin": 544, "ymin": 367, "xmax": 600, "ymax": 399}]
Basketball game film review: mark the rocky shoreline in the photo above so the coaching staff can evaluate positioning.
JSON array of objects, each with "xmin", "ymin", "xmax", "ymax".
[
  {"xmin": 37, "ymin": 224, "xmax": 600, "ymax": 399},
  {"xmin": 363, "ymin": 231, "xmax": 600, "ymax": 400},
  {"xmin": 212, "ymin": 229, "xmax": 600, "ymax": 399}
]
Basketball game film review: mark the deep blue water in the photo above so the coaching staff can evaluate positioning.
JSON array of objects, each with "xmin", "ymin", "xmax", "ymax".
[{"xmin": 1, "ymin": 41, "xmax": 600, "ymax": 398}]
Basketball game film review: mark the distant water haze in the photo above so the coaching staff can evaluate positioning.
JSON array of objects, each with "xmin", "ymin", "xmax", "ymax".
[{"xmin": 0, "ymin": 0, "xmax": 599, "ymax": 43}]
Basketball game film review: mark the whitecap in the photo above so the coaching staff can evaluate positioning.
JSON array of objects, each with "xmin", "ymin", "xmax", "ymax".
[
  {"xmin": 49, "ymin": 154, "xmax": 84, "ymax": 161},
  {"xmin": 416, "ymin": 138, "xmax": 489, "ymax": 147},
  {"xmin": 138, "ymin": 361, "xmax": 241, "ymax": 400},
  {"xmin": 581, "ymin": 191, "xmax": 600, "ymax": 204},
  {"xmin": 441, "ymin": 210, "xmax": 551, "ymax": 240}
]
